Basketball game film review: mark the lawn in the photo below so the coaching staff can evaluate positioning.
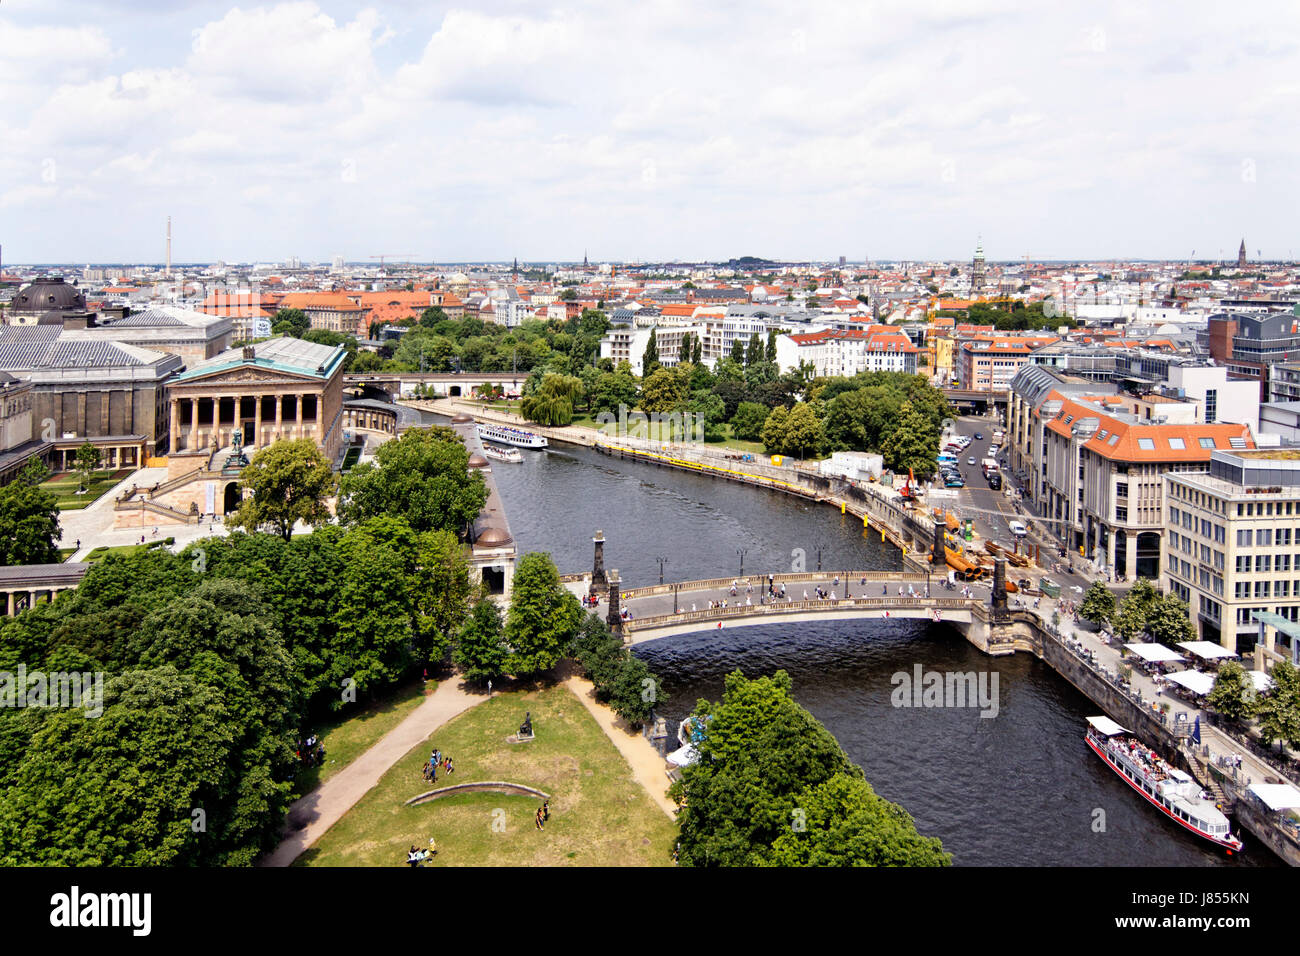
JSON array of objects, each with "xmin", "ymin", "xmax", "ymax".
[
  {"xmin": 42, "ymin": 469, "xmax": 133, "ymax": 510},
  {"xmin": 298, "ymin": 682, "xmax": 677, "ymax": 867},
  {"xmin": 296, "ymin": 678, "xmax": 431, "ymax": 792},
  {"xmin": 82, "ymin": 539, "xmax": 173, "ymax": 563}
]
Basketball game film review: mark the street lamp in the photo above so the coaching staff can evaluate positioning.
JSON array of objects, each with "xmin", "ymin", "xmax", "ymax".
[
  {"xmin": 655, "ymin": 555, "xmax": 668, "ymax": 586},
  {"xmin": 737, "ymin": 547, "xmax": 748, "ymax": 578},
  {"xmin": 814, "ymin": 541, "xmax": 826, "ymax": 573}
]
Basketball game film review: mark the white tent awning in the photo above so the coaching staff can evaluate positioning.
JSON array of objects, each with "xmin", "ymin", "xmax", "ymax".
[
  {"xmin": 1086, "ymin": 715, "xmax": 1127, "ymax": 736},
  {"xmin": 1246, "ymin": 670, "xmax": 1274, "ymax": 693},
  {"xmin": 1177, "ymin": 640, "xmax": 1237, "ymax": 660},
  {"xmin": 1124, "ymin": 643, "xmax": 1185, "ymax": 663},
  {"xmin": 1248, "ymin": 783, "xmax": 1300, "ymax": 812},
  {"xmin": 1165, "ymin": 670, "xmax": 1216, "ymax": 695}
]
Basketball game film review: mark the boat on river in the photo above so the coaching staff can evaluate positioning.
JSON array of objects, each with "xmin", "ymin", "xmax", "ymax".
[
  {"xmin": 482, "ymin": 445, "xmax": 522, "ymax": 463},
  {"xmin": 1085, "ymin": 716, "xmax": 1243, "ymax": 854},
  {"xmin": 476, "ymin": 422, "xmax": 548, "ymax": 449}
]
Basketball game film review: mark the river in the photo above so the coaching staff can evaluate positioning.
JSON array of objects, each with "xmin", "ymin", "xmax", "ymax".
[{"xmin": 460, "ymin": 424, "xmax": 1278, "ymax": 866}]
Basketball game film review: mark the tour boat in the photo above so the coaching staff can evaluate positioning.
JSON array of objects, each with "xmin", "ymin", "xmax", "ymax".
[
  {"xmin": 482, "ymin": 445, "xmax": 522, "ymax": 463},
  {"xmin": 1085, "ymin": 716, "xmax": 1243, "ymax": 853},
  {"xmin": 476, "ymin": 422, "xmax": 548, "ymax": 449}
]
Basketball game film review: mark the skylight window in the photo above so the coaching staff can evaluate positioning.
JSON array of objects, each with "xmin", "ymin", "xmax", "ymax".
[
  {"xmin": 1199, "ymin": 437, "xmax": 1216, "ymax": 449},
  {"xmin": 1137, "ymin": 438, "xmax": 1156, "ymax": 450},
  {"xmin": 1168, "ymin": 437, "xmax": 1185, "ymax": 449}
]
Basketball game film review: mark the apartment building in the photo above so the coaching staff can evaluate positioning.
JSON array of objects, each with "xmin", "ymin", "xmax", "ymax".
[
  {"xmin": 957, "ymin": 334, "xmax": 1059, "ymax": 391},
  {"xmin": 599, "ymin": 324, "xmax": 703, "ymax": 375},
  {"xmin": 1164, "ymin": 449, "xmax": 1300, "ymax": 653},
  {"xmin": 1007, "ymin": 365, "xmax": 1255, "ymax": 579},
  {"xmin": 775, "ymin": 327, "xmax": 919, "ymax": 377}
]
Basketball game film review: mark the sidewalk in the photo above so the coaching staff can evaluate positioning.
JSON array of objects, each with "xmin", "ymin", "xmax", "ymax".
[
  {"xmin": 562, "ymin": 675, "xmax": 676, "ymax": 819},
  {"xmin": 261, "ymin": 677, "xmax": 486, "ymax": 866}
]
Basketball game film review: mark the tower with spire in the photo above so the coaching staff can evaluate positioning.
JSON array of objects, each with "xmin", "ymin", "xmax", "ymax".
[
  {"xmin": 1238, "ymin": 239, "xmax": 1247, "ymax": 269},
  {"xmin": 583, "ymin": 250, "xmax": 589, "ymax": 269},
  {"xmin": 971, "ymin": 238, "xmax": 986, "ymax": 295}
]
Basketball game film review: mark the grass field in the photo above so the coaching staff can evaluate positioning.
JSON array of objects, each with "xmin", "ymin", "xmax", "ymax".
[
  {"xmin": 41, "ymin": 469, "xmax": 133, "ymax": 510},
  {"xmin": 298, "ymin": 682, "xmax": 677, "ymax": 867},
  {"xmin": 296, "ymin": 678, "xmax": 431, "ymax": 792},
  {"xmin": 82, "ymin": 540, "xmax": 172, "ymax": 563}
]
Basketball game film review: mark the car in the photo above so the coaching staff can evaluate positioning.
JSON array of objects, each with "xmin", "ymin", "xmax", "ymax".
[
  {"xmin": 945, "ymin": 476, "xmax": 964, "ymax": 488},
  {"xmin": 987, "ymin": 475, "xmax": 1002, "ymax": 490},
  {"xmin": 967, "ymin": 457, "xmax": 976, "ymax": 466},
  {"xmin": 974, "ymin": 433, "xmax": 983, "ymax": 440}
]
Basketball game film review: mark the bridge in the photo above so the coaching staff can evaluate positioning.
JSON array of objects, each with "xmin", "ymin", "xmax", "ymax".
[
  {"xmin": 344, "ymin": 372, "xmax": 526, "ymax": 400},
  {"xmin": 570, "ymin": 566, "xmax": 1007, "ymax": 650},
  {"xmin": 940, "ymin": 387, "xmax": 1008, "ymax": 414}
]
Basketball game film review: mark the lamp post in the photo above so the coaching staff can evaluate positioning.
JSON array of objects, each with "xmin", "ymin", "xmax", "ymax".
[
  {"xmin": 656, "ymin": 555, "xmax": 667, "ymax": 586},
  {"xmin": 737, "ymin": 547, "xmax": 748, "ymax": 578},
  {"xmin": 814, "ymin": 541, "xmax": 826, "ymax": 573},
  {"xmin": 673, "ymin": 582, "xmax": 679, "ymax": 614}
]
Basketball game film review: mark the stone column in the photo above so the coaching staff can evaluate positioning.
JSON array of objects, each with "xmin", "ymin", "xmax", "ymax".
[
  {"xmin": 275, "ymin": 393, "xmax": 283, "ymax": 439},
  {"xmin": 1125, "ymin": 533, "xmax": 1138, "ymax": 580},
  {"xmin": 607, "ymin": 569, "xmax": 622, "ymax": 637},
  {"xmin": 992, "ymin": 555, "xmax": 1008, "ymax": 615},
  {"xmin": 296, "ymin": 393, "xmax": 303, "ymax": 436},
  {"xmin": 254, "ymin": 396, "xmax": 263, "ymax": 448},
  {"xmin": 590, "ymin": 530, "xmax": 608, "ymax": 597},
  {"xmin": 191, "ymin": 397, "xmax": 200, "ymax": 450},
  {"xmin": 170, "ymin": 399, "xmax": 181, "ymax": 454}
]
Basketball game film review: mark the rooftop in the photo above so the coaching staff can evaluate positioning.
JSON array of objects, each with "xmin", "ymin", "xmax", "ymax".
[{"xmin": 173, "ymin": 335, "xmax": 347, "ymax": 382}]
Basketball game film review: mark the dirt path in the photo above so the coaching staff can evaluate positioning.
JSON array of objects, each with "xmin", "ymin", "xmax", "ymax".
[
  {"xmin": 262, "ymin": 677, "xmax": 485, "ymax": 866},
  {"xmin": 562, "ymin": 675, "xmax": 677, "ymax": 819}
]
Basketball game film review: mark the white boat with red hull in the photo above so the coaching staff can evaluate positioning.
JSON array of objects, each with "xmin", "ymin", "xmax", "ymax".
[{"xmin": 1085, "ymin": 716, "xmax": 1243, "ymax": 854}]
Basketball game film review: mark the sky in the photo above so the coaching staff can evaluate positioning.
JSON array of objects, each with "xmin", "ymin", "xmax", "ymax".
[{"xmin": 2, "ymin": 0, "xmax": 1299, "ymax": 264}]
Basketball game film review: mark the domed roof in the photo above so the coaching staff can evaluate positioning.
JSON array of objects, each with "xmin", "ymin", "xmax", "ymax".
[
  {"xmin": 451, "ymin": 412, "xmax": 474, "ymax": 423},
  {"xmin": 1155, "ymin": 322, "xmax": 1181, "ymax": 335},
  {"xmin": 449, "ymin": 272, "xmax": 469, "ymax": 283},
  {"xmin": 475, "ymin": 526, "xmax": 513, "ymax": 546},
  {"xmin": 10, "ymin": 276, "xmax": 86, "ymax": 314},
  {"xmin": 467, "ymin": 452, "xmax": 489, "ymax": 468}
]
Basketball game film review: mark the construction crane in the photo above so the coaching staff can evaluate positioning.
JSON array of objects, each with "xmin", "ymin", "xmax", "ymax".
[{"xmin": 368, "ymin": 254, "xmax": 416, "ymax": 268}]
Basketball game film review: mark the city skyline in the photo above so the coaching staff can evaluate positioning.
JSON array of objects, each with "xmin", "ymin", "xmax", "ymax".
[{"xmin": 2, "ymin": 1, "xmax": 1298, "ymax": 262}]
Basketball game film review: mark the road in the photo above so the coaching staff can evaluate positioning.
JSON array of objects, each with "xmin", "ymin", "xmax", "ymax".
[{"xmin": 931, "ymin": 413, "xmax": 1109, "ymax": 601}]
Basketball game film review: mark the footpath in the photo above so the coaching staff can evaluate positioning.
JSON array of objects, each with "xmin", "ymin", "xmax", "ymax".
[{"xmin": 262, "ymin": 678, "xmax": 484, "ymax": 866}]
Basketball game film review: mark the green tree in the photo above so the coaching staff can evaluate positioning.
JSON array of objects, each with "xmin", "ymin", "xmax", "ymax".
[
  {"xmin": 1079, "ymin": 581, "xmax": 1116, "ymax": 626},
  {"xmin": 692, "ymin": 335, "xmax": 703, "ymax": 366},
  {"xmin": 454, "ymin": 599, "xmax": 508, "ymax": 686},
  {"xmin": 503, "ymin": 552, "xmax": 582, "ymax": 678},
  {"xmin": 519, "ymin": 373, "xmax": 583, "ymax": 426},
  {"xmin": 73, "ymin": 442, "xmax": 99, "ymax": 493},
  {"xmin": 730, "ymin": 337, "xmax": 745, "ymax": 364},
  {"xmin": 271, "ymin": 308, "xmax": 309, "ymax": 338},
  {"xmin": 1256, "ymin": 660, "xmax": 1300, "ymax": 753},
  {"xmin": 765, "ymin": 329, "xmax": 778, "ymax": 364},
  {"xmin": 1207, "ymin": 661, "xmax": 1255, "ymax": 725},
  {"xmin": 640, "ymin": 366, "xmax": 687, "ymax": 414},
  {"xmin": 338, "ymin": 426, "xmax": 486, "ymax": 534},
  {"xmin": 228, "ymin": 438, "xmax": 336, "ymax": 542},
  {"xmin": 643, "ymin": 329, "xmax": 660, "ymax": 375},
  {"xmin": 410, "ymin": 528, "xmax": 474, "ymax": 666},
  {"xmin": 760, "ymin": 405, "xmax": 790, "ymax": 454},
  {"xmin": 880, "ymin": 401, "xmax": 939, "ymax": 478},
  {"xmin": 730, "ymin": 402, "xmax": 770, "ymax": 443},
  {"xmin": 745, "ymin": 331, "xmax": 763, "ymax": 367},
  {"xmin": 1145, "ymin": 594, "xmax": 1195, "ymax": 646},
  {"xmin": 0, "ymin": 466, "xmax": 61, "ymax": 566},
  {"xmin": 670, "ymin": 671, "xmax": 947, "ymax": 867},
  {"xmin": 783, "ymin": 402, "xmax": 824, "ymax": 459},
  {"xmin": 767, "ymin": 773, "xmax": 950, "ymax": 866}
]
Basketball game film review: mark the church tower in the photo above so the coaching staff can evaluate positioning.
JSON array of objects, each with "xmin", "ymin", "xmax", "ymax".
[
  {"xmin": 971, "ymin": 238, "xmax": 986, "ymax": 295},
  {"xmin": 1238, "ymin": 239, "xmax": 1247, "ymax": 269}
]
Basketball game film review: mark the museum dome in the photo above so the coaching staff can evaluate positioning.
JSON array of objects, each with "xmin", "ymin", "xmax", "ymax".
[
  {"xmin": 475, "ymin": 526, "xmax": 513, "ymax": 546},
  {"xmin": 467, "ymin": 452, "xmax": 489, "ymax": 468},
  {"xmin": 10, "ymin": 276, "xmax": 86, "ymax": 314}
]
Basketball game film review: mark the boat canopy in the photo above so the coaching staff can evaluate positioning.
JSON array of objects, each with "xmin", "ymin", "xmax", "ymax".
[
  {"xmin": 1086, "ymin": 715, "xmax": 1127, "ymax": 736},
  {"xmin": 1176, "ymin": 641, "xmax": 1237, "ymax": 661},
  {"xmin": 1164, "ymin": 670, "xmax": 1215, "ymax": 696},
  {"xmin": 1247, "ymin": 783, "xmax": 1300, "ymax": 811},
  {"xmin": 1124, "ymin": 643, "xmax": 1185, "ymax": 663}
]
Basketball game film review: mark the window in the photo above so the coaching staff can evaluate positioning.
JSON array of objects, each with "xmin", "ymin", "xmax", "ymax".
[
  {"xmin": 1259, "ymin": 529, "xmax": 1273, "ymax": 547},
  {"xmin": 1199, "ymin": 437, "xmax": 1216, "ymax": 449},
  {"xmin": 1278, "ymin": 554, "xmax": 1292, "ymax": 572},
  {"xmin": 1281, "ymin": 529, "xmax": 1293, "ymax": 547},
  {"xmin": 1235, "ymin": 582, "xmax": 1250, "ymax": 598},
  {"xmin": 1236, "ymin": 555, "xmax": 1251, "ymax": 573},
  {"xmin": 1117, "ymin": 482, "xmax": 1130, "ymax": 498},
  {"xmin": 1255, "ymin": 580, "xmax": 1271, "ymax": 598},
  {"xmin": 1137, "ymin": 438, "xmax": 1155, "ymax": 450},
  {"xmin": 1206, "ymin": 389, "xmax": 1217, "ymax": 423},
  {"xmin": 1237, "ymin": 529, "xmax": 1253, "ymax": 547},
  {"xmin": 1256, "ymin": 554, "xmax": 1272, "ymax": 573},
  {"xmin": 1168, "ymin": 437, "xmax": 1186, "ymax": 450},
  {"xmin": 1277, "ymin": 580, "xmax": 1291, "ymax": 598},
  {"xmin": 1116, "ymin": 506, "xmax": 1128, "ymax": 522}
]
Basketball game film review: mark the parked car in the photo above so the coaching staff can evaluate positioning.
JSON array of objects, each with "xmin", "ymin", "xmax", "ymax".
[
  {"xmin": 967, "ymin": 457, "xmax": 976, "ymax": 466},
  {"xmin": 974, "ymin": 433, "xmax": 983, "ymax": 440}
]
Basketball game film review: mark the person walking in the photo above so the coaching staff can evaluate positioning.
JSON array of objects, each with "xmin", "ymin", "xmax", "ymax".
[
  {"xmin": 536, "ymin": 807, "xmax": 545, "ymax": 830},
  {"xmin": 543, "ymin": 800, "xmax": 550, "ymax": 823}
]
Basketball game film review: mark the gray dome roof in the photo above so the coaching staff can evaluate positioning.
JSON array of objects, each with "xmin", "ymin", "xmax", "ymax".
[
  {"xmin": 10, "ymin": 277, "xmax": 86, "ymax": 315},
  {"xmin": 475, "ymin": 527, "xmax": 513, "ymax": 546}
]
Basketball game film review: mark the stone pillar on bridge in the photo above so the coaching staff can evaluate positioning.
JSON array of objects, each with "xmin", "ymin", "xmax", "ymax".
[
  {"xmin": 992, "ymin": 555, "xmax": 1009, "ymax": 619},
  {"xmin": 932, "ymin": 517, "xmax": 945, "ymax": 568},
  {"xmin": 607, "ymin": 569, "xmax": 623, "ymax": 638},
  {"xmin": 590, "ymin": 530, "xmax": 608, "ymax": 598}
]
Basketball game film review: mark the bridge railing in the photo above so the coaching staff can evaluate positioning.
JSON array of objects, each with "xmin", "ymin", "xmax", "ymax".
[
  {"xmin": 620, "ymin": 570, "xmax": 934, "ymax": 601},
  {"xmin": 623, "ymin": 594, "xmax": 979, "ymax": 632}
]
